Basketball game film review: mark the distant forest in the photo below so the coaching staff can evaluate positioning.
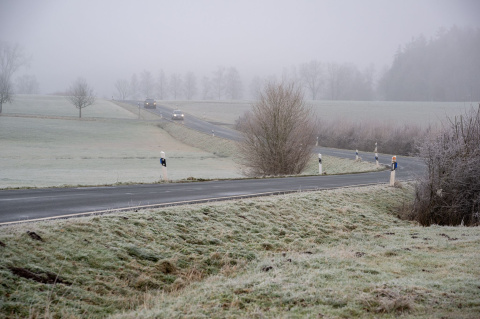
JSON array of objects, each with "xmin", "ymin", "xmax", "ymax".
[
  {"xmin": 110, "ymin": 26, "xmax": 480, "ymax": 102},
  {"xmin": 378, "ymin": 26, "xmax": 480, "ymax": 101}
]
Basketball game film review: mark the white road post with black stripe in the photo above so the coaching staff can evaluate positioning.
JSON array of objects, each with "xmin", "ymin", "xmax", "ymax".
[
  {"xmin": 375, "ymin": 142, "xmax": 379, "ymax": 167},
  {"xmin": 356, "ymin": 149, "xmax": 359, "ymax": 161},
  {"xmin": 390, "ymin": 156, "xmax": 397, "ymax": 186},
  {"xmin": 160, "ymin": 151, "xmax": 168, "ymax": 181},
  {"xmin": 318, "ymin": 153, "xmax": 322, "ymax": 175}
]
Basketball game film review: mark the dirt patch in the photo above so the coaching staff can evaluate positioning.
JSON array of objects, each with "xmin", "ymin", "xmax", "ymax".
[{"xmin": 9, "ymin": 266, "xmax": 71, "ymax": 285}]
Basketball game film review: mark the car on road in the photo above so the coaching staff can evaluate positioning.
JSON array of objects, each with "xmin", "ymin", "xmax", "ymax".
[
  {"xmin": 144, "ymin": 99, "xmax": 156, "ymax": 109},
  {"xmin": 172, "ymin": 110, "xmax": 184, "ymax": 120}
]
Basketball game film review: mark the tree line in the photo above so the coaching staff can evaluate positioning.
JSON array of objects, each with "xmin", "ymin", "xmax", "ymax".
[
  {"xmin": 115, "ymin": 26, "xmax": 479, "ymax": 102},
  {"xmin": 3, "ymin": 25, "xmax": 479, "ymax": 106},
  {"xmin": 114, "ymin": 66, "xmax": 243, "ymax": 101},
  {"xmin": 378, "ymin": 26, "xmax": 480, "ymax": 101},
  {"xmin": 114, "ymin": 61, "xmax": 375, "ymax": 102}
]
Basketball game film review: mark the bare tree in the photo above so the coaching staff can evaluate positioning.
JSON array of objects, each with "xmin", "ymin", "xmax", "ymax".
[
  {"xmin": 249, "ymin": 76, "xmax": 263, "ymax": 100},
  {"xmin": 140, "ymin": 70, "xmax": 154, "ymax": 98},
  {"xmin": 326, "ymin": 62, "xmax": 374, "ymax": 100},
  {"xmin": 183, "ymin": 71, "xmax": 197, "ymax": 100},
  {"xmin": 201, "ymin": 76, "xmax": 212, "ymax": 100},
  {"xmin": 212, "ymin": 66, "xmax": 225, "ymax": 100},
  {"xmin": 114, "ymin": 79, "xmax": 129, "ymax": 100},
  {"xmin": 67, "ymin": 77, "xmax": 95, "ymax": 118},
  {"xmin": 326, "ymin": 62, "xmax": 342, "ymax": 100},
  {"xmin": 237, "ymin": 82, "xmax": 316, "ymax": 176},
  {"xmin": 299, "ymin": 60, "xmax": 323, "ymax": 100},
  {"xmin": 169, "ymin": 73, "xmax": 183, "ymax": 99},
  {"xmin": 281, "ymin": 65, "xmax": 298, "ymax": 83},
  {"xmin": 156, "ymin": 69, "xmax": 168, "ymax": 100},
  {"xmin": 225, "ymin": 67, "xmax": 243, "ymax": 99},
  {"xmin": 16, "ymin": 74, "xmax": 39, "ymax": 94},
  {"xmin": 130, "ymin": 73, "xmax": 139, "ymax": 100},
  {"xmin": 0, "ymin": 42, "xmax": 27, "ymax": 113}
]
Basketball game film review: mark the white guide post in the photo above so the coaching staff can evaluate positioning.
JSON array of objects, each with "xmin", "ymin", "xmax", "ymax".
[
  {"xmin": 318, "ymin": 153, "xmax": 322, "ymax": 175},
  {"xmin": 375, "ymin": 142, "xmax": 379, "ymax": 167},
  {"xmin": 212, "ymin": 130, "xmax": 215, "ymax": 137},
  {"xmin": 390, "ymin": 156, "xmax": 397, "ymax": 186},
  {"xmin": 160, "ymin": 151, "xmax": 168, "ymax": 181},
  {"xmin": 356, "ymin": 149, "xmax": 359, "ymax": 161}
]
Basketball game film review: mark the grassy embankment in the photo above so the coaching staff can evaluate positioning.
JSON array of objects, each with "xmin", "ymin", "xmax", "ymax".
[{"xmin": 1, "ymin": 184, "xmax": 479, "ymax": 318}]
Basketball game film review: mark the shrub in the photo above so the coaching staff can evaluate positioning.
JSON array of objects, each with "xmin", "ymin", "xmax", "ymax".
[
  {"xmin": 314, "ymin": 118, "xmax": 429, "ymax": 156},
  {"xmin": 412, "ymin": 105, "xmax": 480, "ymax": 226},
  {"xmin": 237, "ymin": 82, "xmax": 316, "ymax": 176}
]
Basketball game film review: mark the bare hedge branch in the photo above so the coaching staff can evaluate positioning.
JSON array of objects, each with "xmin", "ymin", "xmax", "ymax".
[
  {"xmin": 412, "ymin": 105, "xmax": 480, "ymax": 226},
  {"xmin": 237, "ymin": 82, "xmax": 316, "ymax": 176}
]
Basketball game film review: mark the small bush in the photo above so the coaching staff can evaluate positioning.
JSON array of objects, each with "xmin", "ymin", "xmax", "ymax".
[{"xmin": 237, "ymin": 82, "xmax": 316, "ymax": 176}]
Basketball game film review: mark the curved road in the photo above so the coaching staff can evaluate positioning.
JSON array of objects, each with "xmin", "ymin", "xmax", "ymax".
[{"xmin": 0, "ymin": 104, "xmax": 425, "ymax": 225}]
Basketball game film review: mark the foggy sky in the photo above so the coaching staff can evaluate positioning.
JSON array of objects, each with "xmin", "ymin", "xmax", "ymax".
[{"xmin": 1, "ymin": 0, "xmax": 479, "ymax": 97}]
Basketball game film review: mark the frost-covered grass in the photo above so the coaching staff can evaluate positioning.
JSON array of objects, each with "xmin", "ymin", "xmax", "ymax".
[
  {"xmin": 161, "ymin": 100, "xmax": 471, "ymax": 127},
  {"xmin": 1, "ymin": 184, "xmax": 478, "ymax": 318},
  {"xmin": 3, "ymin": 95, "xmax": 136, "ymax": 119},
  {"xmin": 1, "ymin": 97, "xmax": 381, "ymax": 189},
  {"xmin": 0, "ymin": 116, "xmax": 242, "ymax": 188}
]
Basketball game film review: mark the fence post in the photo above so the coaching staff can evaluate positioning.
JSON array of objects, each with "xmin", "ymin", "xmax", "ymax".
[
  {"xmin": 318, "ymin": 153, "xmax": 322, "ymax": 175},
  {"xmin": 160, "ymin": 151, "xmax": 168, "ymax": 181},
  {"xmin": 389, "ymin": 156, "xmax": 397, "ymax": 186}
]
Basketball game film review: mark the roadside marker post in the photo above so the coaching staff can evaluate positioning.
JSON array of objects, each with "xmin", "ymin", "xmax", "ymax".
[
  {"xmin": 356, "ymin": 149, "xmax": 359, "ymax": 161},
  {"xmin": 212, "ymin": 130, "xmax": 215, "ymax": 137},
  {"xmin": 390, "ymin": 156, "xmax": 397, "ymax": 186},
  {"xmin": 375, "ymin": 142, "xmax": 379, "ymax": 167},
  {"xmin": 160, "ymin": 151, "xmax": 168, "ymax": 181},
  {"xmin": 318, "ymin": 153, "xmax": 322, "ymax": 175}
]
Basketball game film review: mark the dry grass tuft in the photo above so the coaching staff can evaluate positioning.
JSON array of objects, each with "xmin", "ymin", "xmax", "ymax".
[{"xmin": 362, "ymin": 286, "xmax": 415, "ymax": 314}]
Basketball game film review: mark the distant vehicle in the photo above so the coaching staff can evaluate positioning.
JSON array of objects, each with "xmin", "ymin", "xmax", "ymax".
[
  {"xmin": 172, "ymin": 110, "xmax": 184, "ymax": 120},
  {"xmin": 144, "ymin": 99, "xmax": 156, "ymax": 109}
]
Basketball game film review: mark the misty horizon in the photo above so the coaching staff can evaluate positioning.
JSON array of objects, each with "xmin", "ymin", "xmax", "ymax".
[{"xmin": 1, "ymin": 0, "xmax": 480, "ymax": 98}]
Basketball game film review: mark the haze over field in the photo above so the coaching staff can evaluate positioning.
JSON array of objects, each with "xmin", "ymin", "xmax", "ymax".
[{"xmin": 1, "ymin": 0, "xmax": 479, "ymax": 97}]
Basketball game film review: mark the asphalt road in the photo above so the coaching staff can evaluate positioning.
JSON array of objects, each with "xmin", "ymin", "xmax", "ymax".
[
  {"xmin": 128, "ymin": 101, "xmax": 241, "ymax": 140},
  {"xmin": 0, "ymin": 103, "xmax": 425, "ymax": 225}
]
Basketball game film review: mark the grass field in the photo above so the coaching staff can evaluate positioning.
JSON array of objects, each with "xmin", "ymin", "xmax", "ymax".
[
  {"xmin": 2, "ymin": 95, "xmax": 137, "ymax": 119},
  {"xmin": 0, "ymin": 184, "xmax": 478, "ymax": 318},
  {"xmin": 0, "ymin": 116, "xmax": 243, "ymax": 188},
  {"xmin": 1, "ymin": 96, "xmax": 381, "ymax": 188},
  {"xmin": 162, "ymin": 100, "xmax": 475, "ymax": 127}
]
